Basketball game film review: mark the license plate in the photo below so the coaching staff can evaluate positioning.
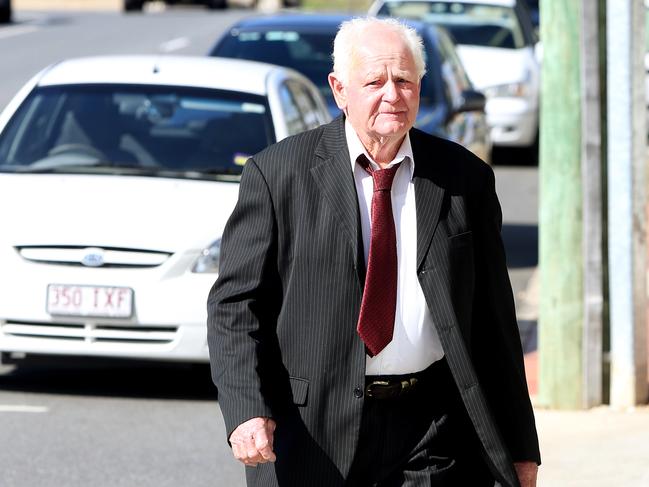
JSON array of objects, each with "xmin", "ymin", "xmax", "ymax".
[{"xmin": 46, "ymin": 284, "xmax": 133, "ymax": 318}]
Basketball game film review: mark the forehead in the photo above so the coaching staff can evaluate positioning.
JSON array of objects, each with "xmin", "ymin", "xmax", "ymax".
[{"xmin": 351, "ymin": 43, "xmax": 417, "ymax": 76}]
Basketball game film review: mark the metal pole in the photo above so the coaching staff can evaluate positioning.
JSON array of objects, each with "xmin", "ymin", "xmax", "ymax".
[{"xmin": 606, "ymin": 0, "xmax": 648, "ymax": 407}]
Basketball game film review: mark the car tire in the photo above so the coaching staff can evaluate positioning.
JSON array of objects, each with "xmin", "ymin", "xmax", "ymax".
[
  {"xmin": 206, "ymin": 0, "xmax": 227, "ymax": 9},
  {"xmin": 0, "ymin": 3, "xmax": 11, "ymax": 23},
  {"xmin": 124, "ymin": 0, "xmax": 144, "ymax": 11}
]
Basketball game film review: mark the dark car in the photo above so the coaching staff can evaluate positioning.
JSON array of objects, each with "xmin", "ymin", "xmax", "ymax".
[
  {"xmin": 0, "ymin": 0, "xmax": 11, "ymax": 23},
  {"xmin": 523, "ymin": 0, "xmax": 539, "ymax": 31},
  {"xmin": 209, "ymin": 13, "xmax": 492, "ymax": 163}
]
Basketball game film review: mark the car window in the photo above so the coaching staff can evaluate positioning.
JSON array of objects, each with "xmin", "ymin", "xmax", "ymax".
[
  {"xmin": 212, "ymin": 30, "xmax": 335, "ymax": 105},
  {"xmin": 0, "ymin": 85, "xmax": 275, "ymax": 179},
  {"xmin": 377, "ymin": 2, "xmax": 526, "ymax": 49}
]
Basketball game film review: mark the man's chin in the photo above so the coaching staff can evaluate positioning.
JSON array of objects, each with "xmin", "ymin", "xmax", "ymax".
[{"xmin": 374, "ymin": 122, "xmax": 410, "ymax": 139}]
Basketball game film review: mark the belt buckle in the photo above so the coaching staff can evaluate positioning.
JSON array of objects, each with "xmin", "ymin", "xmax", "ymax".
[
  {"xmin": 401, "ymin": 377, "xmax": 418, "ymax": 392},
  {"xmin": 365, "ymin": 380, "xmax": 390, "ymax": 398}
]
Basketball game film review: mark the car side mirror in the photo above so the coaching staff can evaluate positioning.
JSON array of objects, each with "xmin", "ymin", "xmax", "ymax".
[{"xmin": 455, "ymin": 89, "xmax": 487, "ymax": 114}]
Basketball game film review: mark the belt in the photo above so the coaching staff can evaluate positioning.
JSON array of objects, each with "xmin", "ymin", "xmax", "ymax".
[{"xmin": 364, "ymin": 359, "xmax": 445, "ymax": 400}]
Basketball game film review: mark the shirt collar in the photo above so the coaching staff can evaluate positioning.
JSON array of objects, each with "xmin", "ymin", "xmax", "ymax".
[{"xmin": 345, "ymin": 119, "xmax": 415, "ymax": 179}]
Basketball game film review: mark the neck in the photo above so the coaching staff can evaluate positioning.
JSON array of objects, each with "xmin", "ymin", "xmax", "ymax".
[{"xmin": 361, "ymin": 134, "xmax": 406, "ymax": 169}]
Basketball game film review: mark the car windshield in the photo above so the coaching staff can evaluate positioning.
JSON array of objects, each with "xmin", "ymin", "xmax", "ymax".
[
  {"xmin": 377, "ymin": 2, "xmax": 526, "ymax": 49},
  {"xmin": 212, "ymin": 28, "xmax": 438, "ymax": 107},
  {"xmin": 213, "ymin": 29, "xmax": 335, "ymax": 104},
  {"xmin": 0, "ymin": 84, "xmax": 275, "ymax": 179}
]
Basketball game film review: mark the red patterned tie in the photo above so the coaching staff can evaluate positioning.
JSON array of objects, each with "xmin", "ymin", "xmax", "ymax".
[{"xmin": 357, "ymin": 156, "xmax": 401, "ymax": 357}]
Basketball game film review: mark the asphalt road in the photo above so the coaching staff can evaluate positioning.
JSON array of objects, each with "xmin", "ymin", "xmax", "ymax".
[
  {"xmin": 0, "ymin": 6, "xmax": 251, "ymax": 109},
  {"xmin": 0, "ymin": 8, "xmax": 539, "ymax": 487}
]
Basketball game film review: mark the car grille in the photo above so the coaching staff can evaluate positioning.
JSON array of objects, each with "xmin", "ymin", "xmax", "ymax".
[
  {"xmin": 1, "ymin": 320, "xmax": 178, "ymax": 344},
  {"xmin": 15, "ymin": 245, "xmax": 171, "ymax": 268}
]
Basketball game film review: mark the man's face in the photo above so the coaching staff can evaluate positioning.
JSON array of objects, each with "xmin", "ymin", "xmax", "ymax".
[{"xmin": 329, "ymin": 26, "xmax": 420, "ymax": 145}]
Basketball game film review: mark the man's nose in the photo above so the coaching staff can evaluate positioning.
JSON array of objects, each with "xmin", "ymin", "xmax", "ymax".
[{"xmin": 382, "ymin": 80, "xmax": 400, "ymax": 102}]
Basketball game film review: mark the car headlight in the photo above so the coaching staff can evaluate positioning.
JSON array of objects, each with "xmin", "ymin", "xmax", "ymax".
[
  {"xmin": 192, "ymin": 239, "xmax": 221, "ymax": 274},
  {"xmin": 483, "ymin": 81, "xmax": 529, "ymax": 99}
]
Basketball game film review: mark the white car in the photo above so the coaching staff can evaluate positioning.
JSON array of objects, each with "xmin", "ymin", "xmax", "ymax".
[
  {"xmin": 369, "ymin": 0, "xmax": 540, "ymax": 150},
  {"xmin": 0, "ymin": 55, "xmax": 330, "ymax": 364}
]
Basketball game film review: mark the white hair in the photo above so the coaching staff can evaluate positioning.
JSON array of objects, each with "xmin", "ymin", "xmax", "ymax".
[{"xmin": 332, "ymin": 17, "xmax": 426, "ymax": 86}]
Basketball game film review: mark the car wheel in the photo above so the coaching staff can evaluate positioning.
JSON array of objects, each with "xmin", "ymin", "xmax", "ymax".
[
  {"xmin": 123, "ymin": 0, "xmax": 144, "ymax": 11},
  {"xmin": 206, "ymin": 0, "xmax": 227, "ymax": 9},
  {"xmin": 0, "ymin": 4, "xmax": 11, "ymax": 23}
]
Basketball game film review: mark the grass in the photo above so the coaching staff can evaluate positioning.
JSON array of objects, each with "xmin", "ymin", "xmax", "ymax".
[{"xmin": 299, "ymin": 0, "xmax": 371, "ymax": 14}]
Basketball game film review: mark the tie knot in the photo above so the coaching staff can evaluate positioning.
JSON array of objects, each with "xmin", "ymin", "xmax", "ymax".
[
  {"xmin": 371, "ymin": 164, "xmax": 400, "ymax": 191},
  {"xmin": 357, "ymin": 155, "xmax": 401, "ymax": 192}
]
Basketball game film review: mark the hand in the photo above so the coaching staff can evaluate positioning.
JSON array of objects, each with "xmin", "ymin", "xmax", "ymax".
[
  {"xmin": 514, "ymin": 461, "xmax": 538, "ymax": 487},
  {"xmin": 229, "ymin": 417, "xmax": 277, "ymax": 467}
]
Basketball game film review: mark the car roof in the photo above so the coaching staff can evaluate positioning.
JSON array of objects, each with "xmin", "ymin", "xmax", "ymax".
[
  {"xmin": 227, "ymin": 12, "xmax": 356, "ymax": 31},
  {"xmin": 33, "ymin": 55, "xmax": 284, "ymax": 96},
  {"xmin": 225, "ymin": 11, "xmax": 435, "ymax": 37}
]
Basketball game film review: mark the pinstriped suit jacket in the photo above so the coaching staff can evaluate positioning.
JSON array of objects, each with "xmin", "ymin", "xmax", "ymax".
[{"xmin": 207, "ymin": 116, "xmax": 540, "ymax": 487}]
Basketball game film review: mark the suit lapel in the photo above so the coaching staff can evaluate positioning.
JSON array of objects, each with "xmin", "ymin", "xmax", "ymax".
[
  {"xmin": 310, "ymin": 117, "xmax": 363, "ymax": 278},
  {"xmin": 309, "ymin": 123, "xmax": 446, "ymax": 280},
  {"xmin": 411, "ymin": 129, "xmax": 445, "ymax": 271}
]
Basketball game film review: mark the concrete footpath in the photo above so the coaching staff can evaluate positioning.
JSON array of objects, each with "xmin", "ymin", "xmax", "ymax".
[{"xmin": 534, "ymin": 405, "xmax": 649, "ymax": 486}]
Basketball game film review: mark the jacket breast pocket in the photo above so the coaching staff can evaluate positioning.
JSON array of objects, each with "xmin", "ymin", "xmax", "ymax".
[
  {"xmin": 449, "ymin": 230, "xmax": 473, "ymax": 249},
  {"xmin": 289, "ymin": 376, "xmax": 309, "ymax": 407}
]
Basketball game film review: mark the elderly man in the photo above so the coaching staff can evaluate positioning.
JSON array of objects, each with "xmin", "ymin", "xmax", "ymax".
[{"xmin": 207, "ymin": 17, "xmax": 540, "ymax": 487}]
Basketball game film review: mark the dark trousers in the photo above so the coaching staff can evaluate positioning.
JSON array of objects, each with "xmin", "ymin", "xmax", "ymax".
[{"xmin": 345, "ymin": 359, "xmax": 495, "ymax": 487}]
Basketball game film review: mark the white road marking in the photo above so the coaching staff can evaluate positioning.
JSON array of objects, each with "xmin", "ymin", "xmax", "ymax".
[
  {"xmin": 0, "ymin": 404, "xmax": 49, "ymax": 413},
  {"xmin": 159, "ymin": 36, "xmax": 190, "ymax": 53},
  {"xmin": 0, "ymin": 25, "xmax": 39, "ymax": 40}
]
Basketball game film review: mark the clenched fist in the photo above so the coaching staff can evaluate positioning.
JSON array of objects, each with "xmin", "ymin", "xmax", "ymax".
[{"xmin": 229, "ymin": 417, "xmax": 277, "ymax": 467}]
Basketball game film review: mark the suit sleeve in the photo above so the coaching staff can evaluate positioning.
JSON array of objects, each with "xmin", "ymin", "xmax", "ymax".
[
  {"xmin": 471, "ymin": 166, "xmax": 541, "ymax": 465},
  {"xmin": 206, "ymin": 157, "xmax": 280, "ymax": 441}
]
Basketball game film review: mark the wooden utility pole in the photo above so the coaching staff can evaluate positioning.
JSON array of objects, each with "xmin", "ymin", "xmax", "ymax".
[
  {"xmin": 539, "ymin": 0, "xmax": 607, "ymax": 408},
  {"xmin": 580, "ymin": 0, "xmax": 605, "ymax": 408},
  {"xmin": 606, "ymin": 0, "xmax": 648, "ymax": 407},
  {"xmin": 538, "ymin": 0, "xmax": 584, "ymax": 409}
]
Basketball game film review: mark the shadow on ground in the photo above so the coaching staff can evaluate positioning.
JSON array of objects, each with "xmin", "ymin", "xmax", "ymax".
[{"xmin": 0, "ymin": 356, "xmax": 217, "ymax": 401}]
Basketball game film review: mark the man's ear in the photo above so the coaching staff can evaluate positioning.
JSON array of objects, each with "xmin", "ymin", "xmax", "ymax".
[{"xmin": 328, "ymin": 73, "xmax": 347, "ymax": 111}]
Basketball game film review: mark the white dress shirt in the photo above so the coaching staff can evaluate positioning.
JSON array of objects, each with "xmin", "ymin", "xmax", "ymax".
[{"xmin": 345, "ymin": 121, "xmax": 445, "ymax": 375}]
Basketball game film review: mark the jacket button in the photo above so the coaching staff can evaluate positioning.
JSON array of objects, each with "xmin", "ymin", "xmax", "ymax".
[{"xmin": 353, "ymin": 387, "xmax": 364, "ymax": 398}]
